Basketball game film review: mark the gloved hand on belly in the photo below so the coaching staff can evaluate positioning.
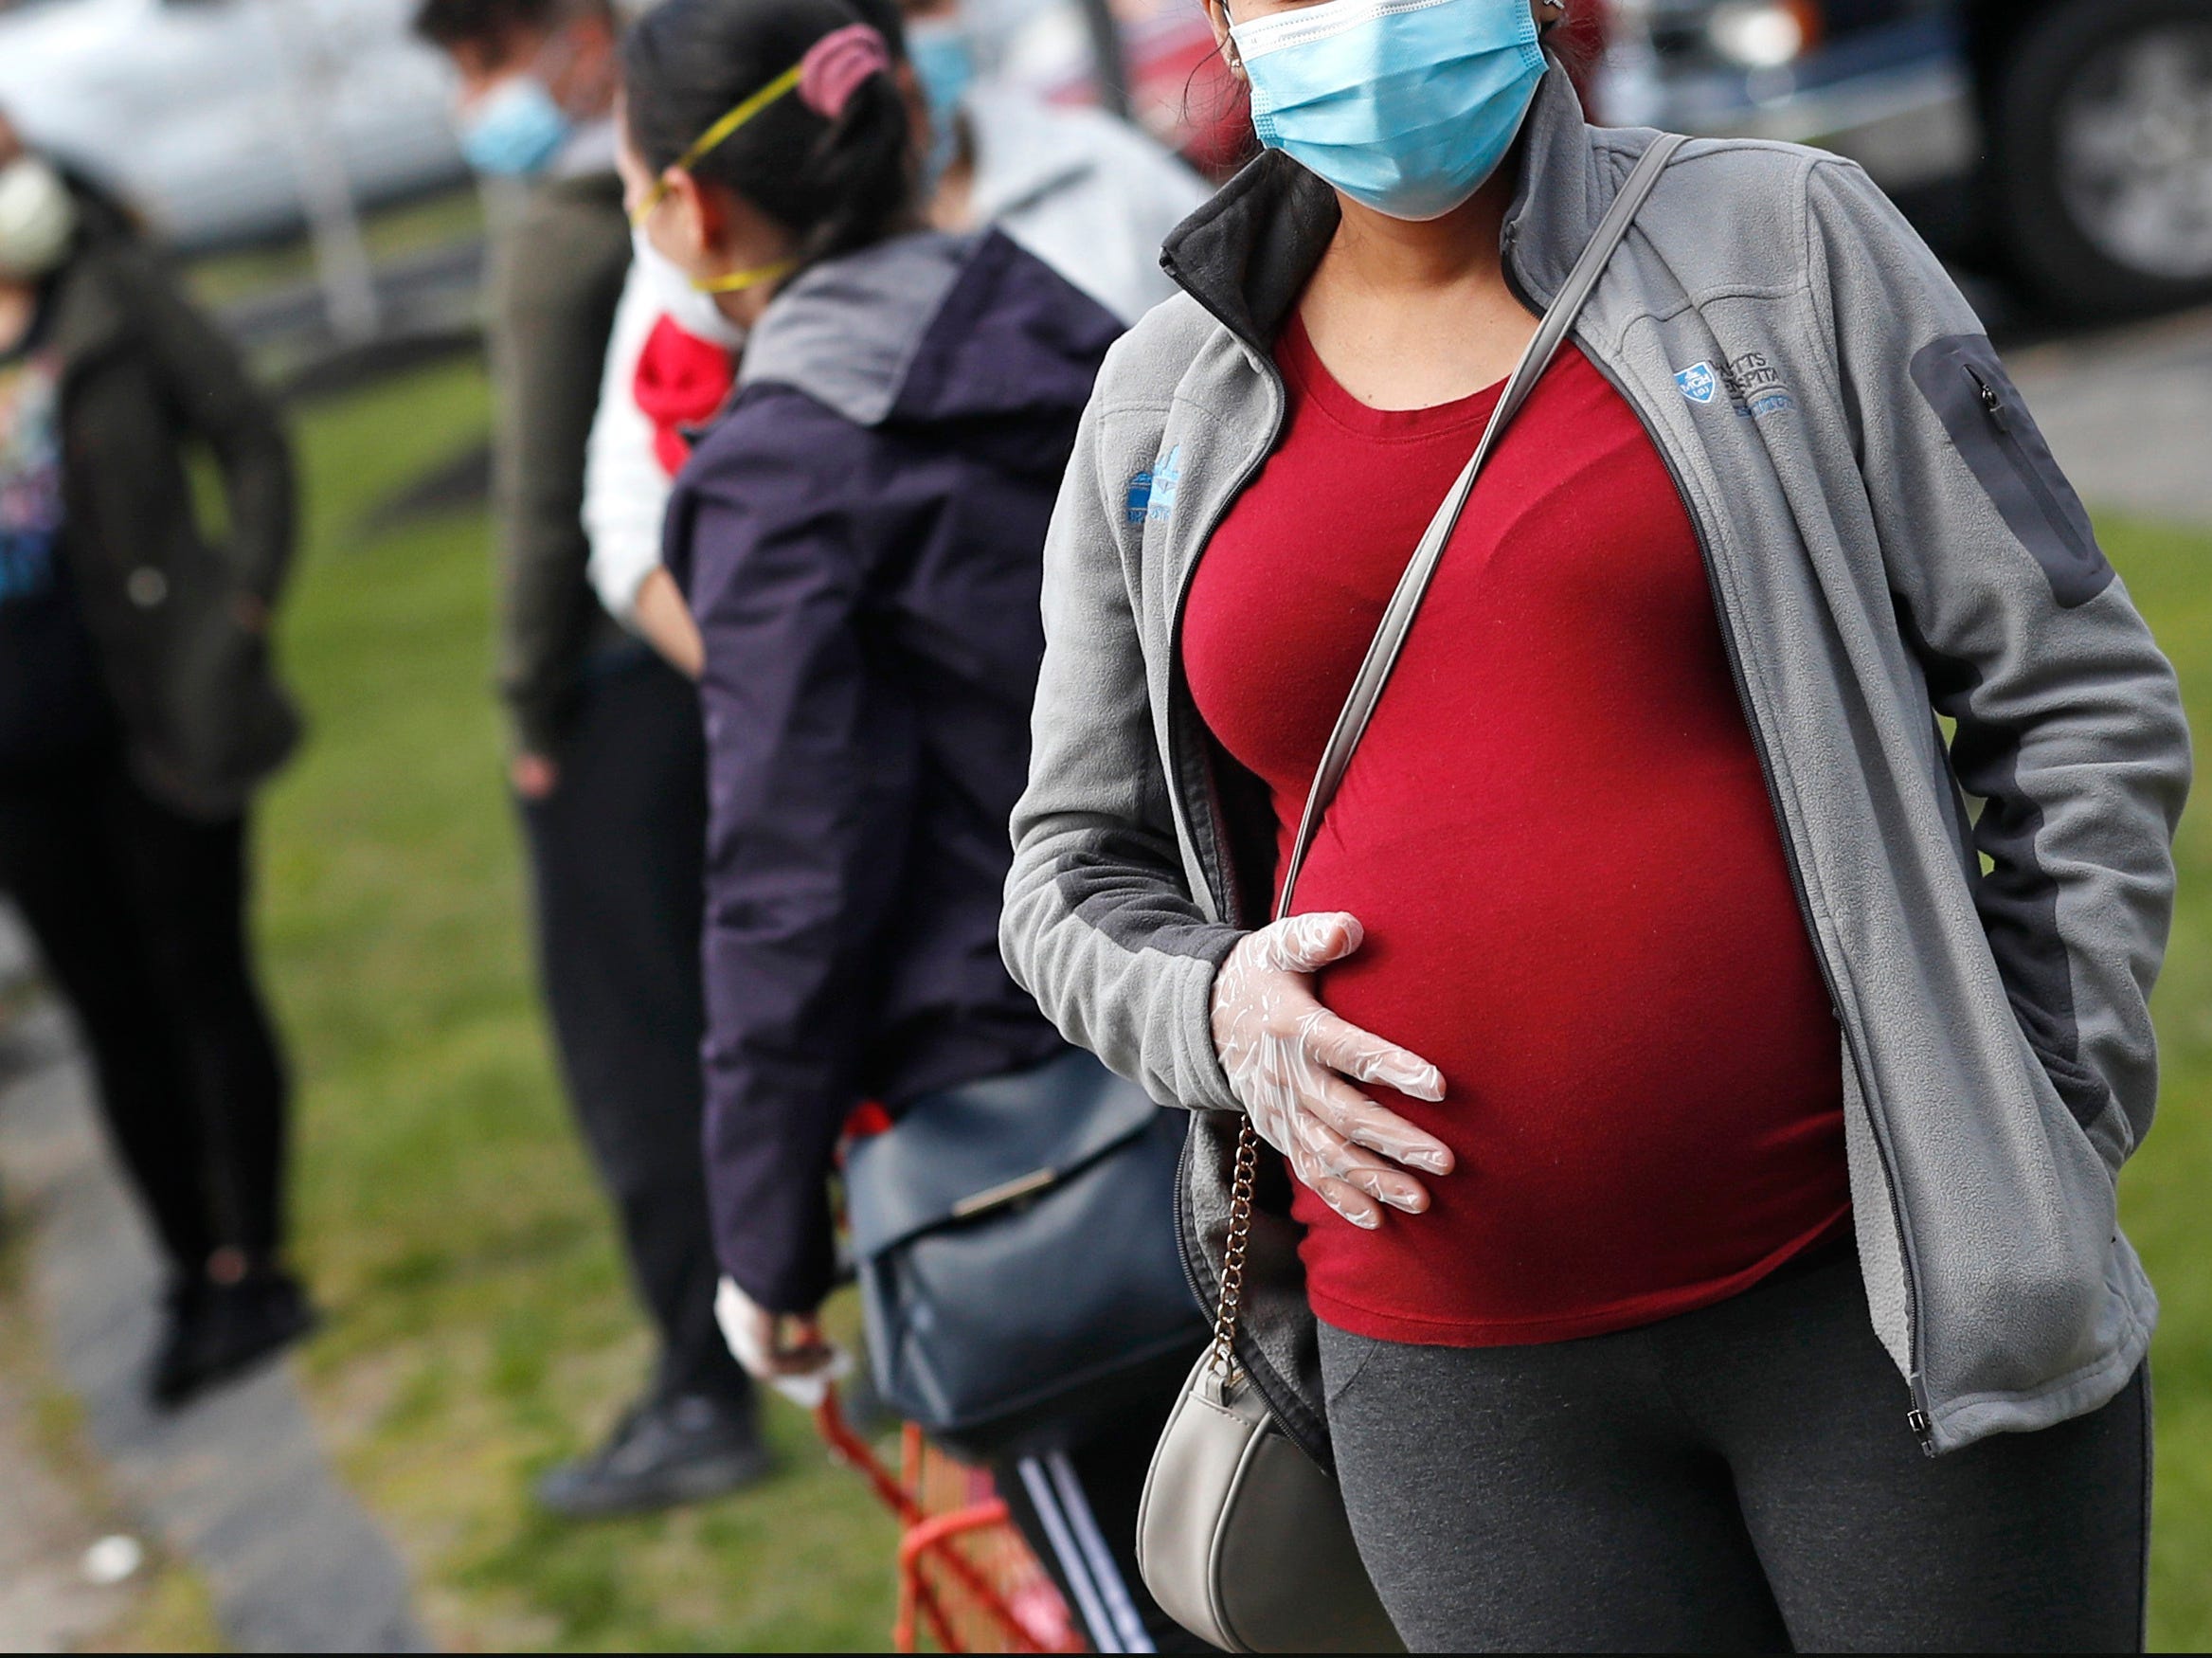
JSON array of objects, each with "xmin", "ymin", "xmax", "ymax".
[{"xmin": 1210, "ymin": 910, "xmax": 1453, "ymax": 1230}]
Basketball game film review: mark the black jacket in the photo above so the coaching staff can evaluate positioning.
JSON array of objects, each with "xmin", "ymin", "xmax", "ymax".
[{"xmin": 45, "ymin": 223, "xmax": 298, "ymax": 818}]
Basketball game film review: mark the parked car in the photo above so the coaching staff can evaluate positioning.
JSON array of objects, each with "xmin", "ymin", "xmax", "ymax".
[
  {"xmin": 0, "ymin": 0, "xmax": 466, "ymax": 250},
  {"xmin": 1599, "ymin": 0, "xmax": 2212, "ymax": 316}
]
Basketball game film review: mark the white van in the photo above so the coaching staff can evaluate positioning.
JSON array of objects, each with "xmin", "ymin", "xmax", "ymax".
[{"xmin": 0, "ymin": 0, "xmax": 466, "ymax": 249}]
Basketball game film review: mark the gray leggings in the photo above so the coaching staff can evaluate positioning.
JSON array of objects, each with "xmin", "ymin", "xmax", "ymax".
[{"xmin": 1320, "ymin": 1243, "xmax": 2149, "ymax": 1653}]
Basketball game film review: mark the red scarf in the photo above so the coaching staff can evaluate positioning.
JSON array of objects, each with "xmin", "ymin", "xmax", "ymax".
[{"xmin": 633, "ymin": 315, "xmax": 736, "ymax": 476}]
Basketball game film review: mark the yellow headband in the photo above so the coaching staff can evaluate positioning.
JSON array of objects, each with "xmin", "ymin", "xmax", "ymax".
[{"xmin": 629, "ymin": 62, "xmax": 804, "ymax": 228}]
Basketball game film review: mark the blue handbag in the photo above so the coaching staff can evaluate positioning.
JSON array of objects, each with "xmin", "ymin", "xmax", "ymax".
[{"xmin": 844, "ymin": 1046, "xmax": 1208, "ymax": 1460}]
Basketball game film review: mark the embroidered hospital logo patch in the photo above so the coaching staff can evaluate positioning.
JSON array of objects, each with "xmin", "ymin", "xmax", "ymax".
[
  {"xmin": 1675, "ymin": 362, "xmax": 1718, "ymax": 405},
  {"xmin": 1126, "ymin": 444, "xmax": 1183, "ymax": 526},
  {"xmin": 1124, "ymin": 469, "xmax": 1151, "ymax": 525},
  {"xmin": 1679, "ymin": 353, "xmax": 1798, "ymax": 420},
  {"xmin": 1723, "ymin": 351, "xmax": 1798, "ymax": 420}
]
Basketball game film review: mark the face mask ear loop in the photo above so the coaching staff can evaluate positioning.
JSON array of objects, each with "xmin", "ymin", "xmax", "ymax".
[
  {"xmin": 1214, "ymin": 0, "xmax": 1248, "ymax": 80},
  {"xmin": 692, "ymin": 258, "xmax": 800, "ymax": 295},
  {"xmin": 635, "ymin": 17, "xmax": 889, "ymax": 225},
  {"xmin": 629, "ymin": 61, "xmax": 807, "ymax": 228}
]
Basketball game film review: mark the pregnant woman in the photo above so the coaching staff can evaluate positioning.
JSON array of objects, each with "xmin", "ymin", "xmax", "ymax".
[{"xmin": 1001, "ymin": 1, "xmax": 2188, "ymax": 1649}]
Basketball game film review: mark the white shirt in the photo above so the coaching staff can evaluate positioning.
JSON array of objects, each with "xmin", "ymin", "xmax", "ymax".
[{"xmin": 582, "ymin": 267, "xmax": 674, "ymax": 622}]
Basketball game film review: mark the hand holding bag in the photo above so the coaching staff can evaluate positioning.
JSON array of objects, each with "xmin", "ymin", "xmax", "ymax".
[{"xmin": 1135, "ymin": 134, "xmax": 1688, "ymax": 1655}]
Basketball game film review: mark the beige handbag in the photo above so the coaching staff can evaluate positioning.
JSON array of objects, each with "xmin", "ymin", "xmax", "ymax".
[{"xmin": 1135, "ymin": 135, "xmax": 1687, "ymax": 1656}]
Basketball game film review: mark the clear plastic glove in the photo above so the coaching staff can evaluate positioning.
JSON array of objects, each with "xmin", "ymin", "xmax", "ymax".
[
  {"xmin": 1212, "ymin": 911, "xmax": 1453, "ymax": 1230},
  {"xmin": 714, "ymin": 1277, "xmax": 851, "ymax": 1409}
]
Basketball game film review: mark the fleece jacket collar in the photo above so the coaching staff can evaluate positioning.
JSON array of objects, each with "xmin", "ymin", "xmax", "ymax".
[
  {"xmin": 738, "ymin": 229, "xmax": 980, "ymax": 428},
  {"xmin": 1156, "ymin": 63, "xmax": 1602, "ymax": 355}
]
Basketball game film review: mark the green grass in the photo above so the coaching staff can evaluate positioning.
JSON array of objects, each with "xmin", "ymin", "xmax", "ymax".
[
  {"xmin": 0, "ymin": 1230, "xmax": 225, "ymax": 1653},
  {"xmin": 259, "ymin": 357, "xmax": 2212, "ymax": 1649},
  {"xmin": 261, "ymin": 360, "xmax": 897, "ymax": 1652},
  {"xmin": 2110, "ymin": 518, "xmax": 2212, "ymax": 1652}
]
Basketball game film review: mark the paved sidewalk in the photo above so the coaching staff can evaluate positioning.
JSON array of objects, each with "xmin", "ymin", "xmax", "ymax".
[
  {"xmin": 0, "ymin": 1000, "xmax": 433, "ymax": 1653},
  {"xmin": 0, "ymin": 1336, "xmax": 133, "ymax": 1651},
  {"xmin": 2008, "ymin": 304, "xmax": 2212, "ymax": 531}
]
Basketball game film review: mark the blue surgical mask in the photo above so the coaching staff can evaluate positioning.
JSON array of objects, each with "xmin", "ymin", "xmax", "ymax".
[
  {"xmin": 459, "ymin": 75, "xmax": 573, "ymax": 177},
  {"xmin": 906, "ymin": 18, "xmax": 975, "ymax": 185},
  {"xmin": 0, "ymin": 156, "xmax": 76, "ymax": 279},
  {"xmin": 1230, "ymin": 0, "xmax": 1547, "ymax": 222}
]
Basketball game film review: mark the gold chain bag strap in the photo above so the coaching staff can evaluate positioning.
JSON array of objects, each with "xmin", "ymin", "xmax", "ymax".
[{"xmin": 1134, "ymin": 135, "xmax": 1688, "ymax": 1655}]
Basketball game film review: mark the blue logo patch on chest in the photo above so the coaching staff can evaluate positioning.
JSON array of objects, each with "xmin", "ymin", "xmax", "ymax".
[
  {"xmin": 1675, "ymin": 362, "xmax": 1718, "ymax": 405},
  {"xmin": 1126, "ymin": 444, "xmax": 1183, "ymax": 526},
  {"xmin": 1678, "ymin": 353, "xmax": 1798, "ymax": 420},
  {"xmin": 1124, "ymin": 471, "xmax": 1151, "ymax": 525}
]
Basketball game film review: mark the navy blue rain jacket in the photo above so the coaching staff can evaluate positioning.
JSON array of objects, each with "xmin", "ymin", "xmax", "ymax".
[{"xmin": 665, "ymin": 229, "xmax": 1122, "ymax": 1311}]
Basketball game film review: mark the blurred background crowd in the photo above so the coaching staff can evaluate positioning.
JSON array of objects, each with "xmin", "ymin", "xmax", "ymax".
[
  {"xmin": 0, "ymin": 0, "xmax": 2207, "ymax": 1649},
  {"xmin": 5, "ymin": 0, "xmax": 2208, "ymax": 320}
]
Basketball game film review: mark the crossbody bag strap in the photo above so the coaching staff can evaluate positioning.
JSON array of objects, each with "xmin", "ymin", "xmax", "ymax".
[
  {"xmin": 1208, "ymin": 133, "xmax": 1689, "ymax": 1380},
  {"xmin": 1272, "ymin": 132, "xmax": 1688, "ymax": 921}
]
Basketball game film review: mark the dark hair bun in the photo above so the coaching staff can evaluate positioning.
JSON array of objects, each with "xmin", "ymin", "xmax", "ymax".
[{"xmin": 622, "ymin": 0, "xmax": 914, "ymax": 264}]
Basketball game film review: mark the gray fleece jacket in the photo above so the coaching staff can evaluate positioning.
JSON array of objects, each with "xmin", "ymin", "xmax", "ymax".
[{"xmin": 999, "ymin": 65, "xmax": 2190, "ymax": 1462}]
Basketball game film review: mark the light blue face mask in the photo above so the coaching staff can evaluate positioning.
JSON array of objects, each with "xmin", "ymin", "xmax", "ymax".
[
  {"xmin": 907, "ymin": 18, "xmax": 977, "ymax": 188},
  {"xmin": 1229, "ymin": 0, "xmax": 1548, "ymax": 222},
  {"xmin": 459, "ymin": 75, "xmax": 573, "ymax": 177}
]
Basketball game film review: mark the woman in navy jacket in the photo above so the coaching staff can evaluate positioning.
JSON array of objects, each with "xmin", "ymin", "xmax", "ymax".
[
  {"xmin": 622, "ymin": 3, "xmax": 1197, "ymax": 1629},
  {"xmin": 623, "ymin": 0, "xmax": 1118, "ymax": 1376},
  {"xmin": 620, "ymin": 0, "xmax": 1196, "ymax": 1626}
]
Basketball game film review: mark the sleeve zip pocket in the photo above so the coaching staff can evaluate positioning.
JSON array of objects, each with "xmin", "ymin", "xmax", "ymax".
[
  {"xmin": 1908, "ymin": 334, "xmax": 2114, "ymax": 609},
  {"xmin": 1960, "ymin": 362, "xmax": 2105, "ymax": 576}
]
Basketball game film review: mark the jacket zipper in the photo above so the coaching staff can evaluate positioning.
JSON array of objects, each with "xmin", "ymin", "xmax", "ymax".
[
  {"xmin": 1961, "ymin": 361, "xmax": 2098, "ymax": 574},
  {"xmin": 1556, "ymin": 298, "xmax": 1940, "ymax": 1456},
  {"xmin": 1152, "ymin": 260, "xmax": 1322, "ymax": 1451},
  {"xmin": 1171, "ymin": 415, "xmax": 1308, "ymax": 1439},
  {"xmin": 1157, "ymin": 259, "xmax": 1290, "ymax": 931}
]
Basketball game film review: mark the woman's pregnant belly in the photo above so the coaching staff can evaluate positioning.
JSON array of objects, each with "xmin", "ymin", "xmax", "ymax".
[{"xmin": 1288, "ymin": 744, "xmax": 1852, "ymax": 1347}]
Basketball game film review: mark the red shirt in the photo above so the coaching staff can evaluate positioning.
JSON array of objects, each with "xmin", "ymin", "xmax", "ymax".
[{"xmin": 1182, "ymin": 318, "xmax": 1850, "ymax": 1347}]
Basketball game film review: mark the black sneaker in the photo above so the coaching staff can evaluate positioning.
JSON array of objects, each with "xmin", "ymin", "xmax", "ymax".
[
  {"xmin": 534, "ymin": 1393, "xmax": 773, "ymax": 1520},
  {"xmin": 149, "ymin": 1278, "xmax": 213, "ymax": 1407},
  {"xmin": 150, "ymin": 1270, "xmax": 319, "ymax": 1410}
]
